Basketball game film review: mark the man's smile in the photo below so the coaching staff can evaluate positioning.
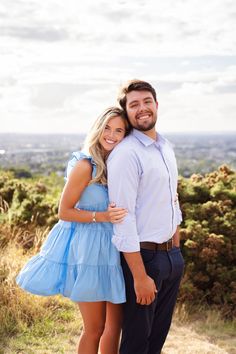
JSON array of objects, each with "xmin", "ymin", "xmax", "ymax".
[{"xmin": 136, "ymin": 113, "xmax": 152, "ymax": 121}]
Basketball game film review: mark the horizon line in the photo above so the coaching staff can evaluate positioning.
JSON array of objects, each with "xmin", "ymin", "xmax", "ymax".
[{"xmin": 0, "ymin": 131, "xmax": 236, "ymax": 136}]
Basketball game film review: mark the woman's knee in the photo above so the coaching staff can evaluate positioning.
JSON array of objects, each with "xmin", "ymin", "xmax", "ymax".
[{"xmin": 83, "ymin": 323, "xmax": 105, "ymax": 341}]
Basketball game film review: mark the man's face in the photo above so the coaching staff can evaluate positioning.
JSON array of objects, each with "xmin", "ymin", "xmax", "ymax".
[{"xmin": 125, "ymin": 90, "xmax": 158, "ymax": 132}]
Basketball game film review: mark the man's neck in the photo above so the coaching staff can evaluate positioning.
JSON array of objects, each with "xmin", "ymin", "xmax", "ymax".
[{"xmin": 141, "ymin": 128, "xmax": 157, "ymax": 141}]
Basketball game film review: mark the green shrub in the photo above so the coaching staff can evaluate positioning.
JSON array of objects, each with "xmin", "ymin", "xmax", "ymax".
[
  {"xmin": 0, "ymin": 166, "xmax": 235, "ymax": 318},
  {"xmin": 0, "ymin": 171, "xmax": 62, "ymax": 228},
  {"xmin": 178, "ymin": 165, "xmax": 236, "ymax": 318}
]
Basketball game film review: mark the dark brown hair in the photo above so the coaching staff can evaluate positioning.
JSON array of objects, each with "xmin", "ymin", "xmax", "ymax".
[{"xmin": 117, "ymin": 79, "xmax": 157, "ymax": 113}]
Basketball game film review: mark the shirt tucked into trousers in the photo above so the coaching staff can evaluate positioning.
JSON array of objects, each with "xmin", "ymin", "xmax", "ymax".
[{"xmin": 107, "ymin": 129, "xmax": 185, "ymax": 354}]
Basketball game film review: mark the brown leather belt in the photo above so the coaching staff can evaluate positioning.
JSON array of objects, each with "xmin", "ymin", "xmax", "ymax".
[{"xmin": 140, "ymin": 238, "xmax": 174, "ymax": 251}]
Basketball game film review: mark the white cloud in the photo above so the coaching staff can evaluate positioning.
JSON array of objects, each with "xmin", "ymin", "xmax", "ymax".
[
  {"xmin": 159, "ymin": 82, "xmax": 236, "ymax": 133},
  {"xmin": 0, "ymin": 0, "xmax": 236, "ymax": 133}
]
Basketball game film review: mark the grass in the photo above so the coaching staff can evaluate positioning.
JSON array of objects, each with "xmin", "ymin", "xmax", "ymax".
[
  {"xmin": 1, "ymin": 288, "xmax": 82, "ymax": 353},
  {"xmin": 3, "ymin": 304, "xmax": 235, "ymax": 354},
  {"xmin": 0, "ymin": 227, "xmax": 235, "ymax": 353},
  {"xmin": 0, "ymin": 238, "xmax": 81, "ymax": 353},
  {"xmin": 195, "ymin": 311, "xmax": 236, "ymax": 353},
  {"xmin": 174, "ymin": 304, "xmax": 236, "ymax": 353},
  {"xmin": 4, "ymin": 307, "xmax": 82, "ymax": 353}
]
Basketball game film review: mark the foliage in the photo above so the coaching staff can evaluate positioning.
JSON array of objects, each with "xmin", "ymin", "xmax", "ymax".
[
  {"xmin": 0, "ymin": 171, "xmax": 63, "ymax": 229},
  {"xmin": 0, "ymin": 239, "xmax": 80, "ymax": 350},
  {"xmin": 9, "ymin": 167, "xmax": 33, "ymax": 179},
  {"xmin": 178, "ymin": 165, "xmax": 236, "ymax": 317},
  {"xmin": 0, "ymin": 165, "xmax": 235, "ymax": 322}
]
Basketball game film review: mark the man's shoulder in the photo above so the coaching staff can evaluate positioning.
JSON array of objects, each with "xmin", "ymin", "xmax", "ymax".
[
  {"xmin": 108, "ymin": 134, "xmax": 139, "ymax": 161},
  {"xmin": 159, "ymin": 133, "xmax": 175, "ymax": 150},
  {"xmin": 112, "ymin": 134, "xmax": 138, "ymax": 151}
]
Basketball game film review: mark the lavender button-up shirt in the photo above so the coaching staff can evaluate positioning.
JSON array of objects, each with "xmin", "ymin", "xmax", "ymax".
[{"xmin": 107, "ymin": 129, "xmax": 182, "ymax": 253}]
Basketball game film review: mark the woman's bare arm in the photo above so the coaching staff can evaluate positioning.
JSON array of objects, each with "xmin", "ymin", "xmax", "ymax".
[{"xmin": 58, "ymin": 159, "xmax": 127, "ymax": 223}]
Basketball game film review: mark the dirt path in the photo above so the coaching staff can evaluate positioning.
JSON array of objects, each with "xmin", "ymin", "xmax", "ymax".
[
  {"xmin": 162, "ymin": 323, "xmax": 230, "ymax": 354},
  {"xmin": 64, "ymin": 323, "xmax": 231, "ymax": 354},
  {"xmin": 5, "ymin": 319, "xmax": 233, "ymax": 354}
]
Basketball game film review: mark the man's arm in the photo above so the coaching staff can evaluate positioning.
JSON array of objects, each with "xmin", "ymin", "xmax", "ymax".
[
  {"xmin": 107, "ymin": 148, "xmax": 157, "ymax": 305},
  {"xmin": 123, "ymin": 252, "xmax": 157, "ymax": 305},
  {"xmin": 108, "ymin": 148, "xmax": 140, "ymax": 251}
]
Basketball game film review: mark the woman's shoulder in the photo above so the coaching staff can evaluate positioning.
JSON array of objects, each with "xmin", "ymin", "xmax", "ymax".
[
  {"xmin": 71, "ymin": 151, "xmax": 95, "ymax": 163},
  {"xmin": 66, "ymin": 151, "xmax": 95, "ymax": 180}
]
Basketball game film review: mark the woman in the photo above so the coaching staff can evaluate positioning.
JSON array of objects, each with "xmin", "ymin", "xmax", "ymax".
[{"xmin": 16, "ymin": 107, "xmax": 130, "ymax": 354}]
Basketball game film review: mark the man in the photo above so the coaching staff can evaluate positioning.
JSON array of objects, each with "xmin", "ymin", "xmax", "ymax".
[{"xmin": 107, "ymin": 79, "xmax": 184, "ymax": 354}]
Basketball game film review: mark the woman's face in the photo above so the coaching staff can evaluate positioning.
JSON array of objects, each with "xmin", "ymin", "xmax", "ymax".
[{"xmin": 99, "ymin": 116, "xmax": 126, "ymax": 152}]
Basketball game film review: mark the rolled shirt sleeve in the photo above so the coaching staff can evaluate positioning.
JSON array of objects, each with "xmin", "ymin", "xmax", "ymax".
[{"xmin": 107, "ymin": 148, "xmax": 141, "ymax": 252}]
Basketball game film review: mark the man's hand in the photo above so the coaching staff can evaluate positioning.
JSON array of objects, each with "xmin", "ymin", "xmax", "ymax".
[
  {"xmin": 123, "ymin": 251, "xmax": 158, "ymax": 306},
  {"xmin": 134, "ymin": 275, "xmax": 157, "ymax": 305},
  {"xmin": 173, "ymin": 226, "xmax": 180, "ymax": 247}
]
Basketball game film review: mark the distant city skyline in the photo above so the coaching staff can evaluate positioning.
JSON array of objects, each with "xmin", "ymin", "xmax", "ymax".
[{"xmin": 0, "ymin": 0, "xmax": 236, "ymax": 134}]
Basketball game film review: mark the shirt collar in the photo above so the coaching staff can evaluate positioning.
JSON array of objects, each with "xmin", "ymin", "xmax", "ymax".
[{"xmin": 132, "ymin": 129, "xmax": 166, "ymax": 147}]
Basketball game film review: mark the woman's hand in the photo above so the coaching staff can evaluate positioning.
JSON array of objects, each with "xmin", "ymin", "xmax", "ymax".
[{"xmin": 107, "ymin": 203, "xmax": 128, "ymax": 223}]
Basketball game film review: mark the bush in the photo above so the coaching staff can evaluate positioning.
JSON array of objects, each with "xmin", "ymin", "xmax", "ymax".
[
  {"xmin": 0, "ymin": 166, "xmax": 235, "ymax": 318},
  {"xmin": 178, "ymin": 165, "xmax": 236, "ymax": 318},
  {"xmin": 0, "ymin": 171, "xmax": 61, "ymax": 228}
]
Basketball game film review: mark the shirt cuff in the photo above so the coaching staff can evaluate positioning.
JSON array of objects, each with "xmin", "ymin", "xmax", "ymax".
[{"xmin": 112, "ymin": 234, "xmax": 140, "ymax": 252}]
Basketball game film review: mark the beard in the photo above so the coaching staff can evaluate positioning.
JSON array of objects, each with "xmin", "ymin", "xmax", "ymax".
[
  {"xmin": 129, "ymin": 112, "xmax": 157, "ymax": 132},
  {"xmin": 134, "ymin": 120, "xmax": 156, "ymax": 131}
]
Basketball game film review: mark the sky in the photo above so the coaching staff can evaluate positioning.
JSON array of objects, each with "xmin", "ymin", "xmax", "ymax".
[{"xmin": 0, "ymin": 0, "xmax": 236, "ymax": 134}]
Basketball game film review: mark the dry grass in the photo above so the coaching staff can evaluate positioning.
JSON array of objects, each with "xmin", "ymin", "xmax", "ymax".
[
  {"xmin": 0, "ymin": 233, "xmax": 81, "ymax": 352},
  {"xmin": 0, "ymin": 223, "xmax": 49, "ymax": 251},
  {"xmin": 172, "ymin": 304, "xmax": 236, "ymax": 353},
  {"xmin": 0, "ymin": 225, "xmax": 235, "ymax": 353}
]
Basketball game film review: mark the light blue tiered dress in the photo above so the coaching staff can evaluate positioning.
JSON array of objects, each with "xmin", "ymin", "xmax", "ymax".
[{"xmin": 16, "ymin": 152, "xmax": 126, "ymax": 304}]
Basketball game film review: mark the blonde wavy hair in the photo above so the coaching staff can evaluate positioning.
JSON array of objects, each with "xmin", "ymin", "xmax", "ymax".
[{"xmin": 83, "ymin": 107, "xmax": 130, "ymax": 185}]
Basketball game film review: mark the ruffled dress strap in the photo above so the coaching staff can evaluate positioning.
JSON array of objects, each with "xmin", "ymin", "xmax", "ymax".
[{"xmin": 66, "ymin": 151, "xmax": 97, "ymax": 180}]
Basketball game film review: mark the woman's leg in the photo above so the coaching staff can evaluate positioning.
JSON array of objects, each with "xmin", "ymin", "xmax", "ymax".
[
  {"xmin": 99, "ymin": 302, "xmax": 123, "ymax": 354},
  {"xmin": 77, "ymin": 302, "xmax": 106, "ymax": 354}
]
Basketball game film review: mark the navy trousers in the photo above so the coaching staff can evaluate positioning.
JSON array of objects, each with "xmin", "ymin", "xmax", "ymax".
[{"xmin": 120, "ymin": 246, "xmax": 184, "ymax": 354}]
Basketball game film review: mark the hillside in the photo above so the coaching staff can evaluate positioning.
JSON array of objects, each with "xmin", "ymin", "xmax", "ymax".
[{"xmin": 0, "ymin": 165, "xmax": 235, "ymax": 353}]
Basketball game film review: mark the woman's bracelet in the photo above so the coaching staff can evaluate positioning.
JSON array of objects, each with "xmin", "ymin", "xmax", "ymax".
[{"xmin": 92, "ymin": 211, "xmax": 96, "ymax": 223}]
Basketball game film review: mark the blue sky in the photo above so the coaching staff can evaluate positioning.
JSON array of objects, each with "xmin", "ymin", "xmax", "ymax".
[{"xmin": 0, "ymin": 0, "xmax": 236, "ymax": 133}]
